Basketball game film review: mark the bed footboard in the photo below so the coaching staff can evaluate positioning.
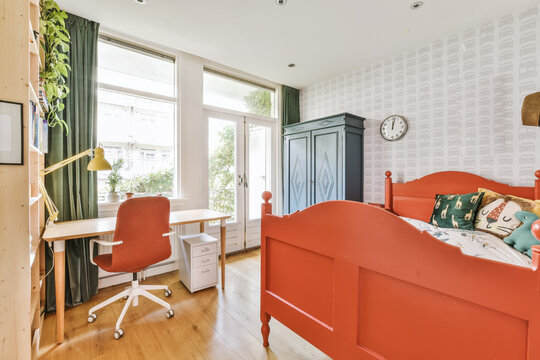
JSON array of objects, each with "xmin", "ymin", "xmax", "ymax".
[{"xmin": 260, "ymin": 192, "xmax": 540, "ymax": 360}]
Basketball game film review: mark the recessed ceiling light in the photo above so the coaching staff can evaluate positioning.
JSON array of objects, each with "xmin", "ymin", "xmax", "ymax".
[
  {"xmin": 134, "ymin": 0, "xmax": 146, "ymax": 4},
  {"xmin": 288, "ymin": 63, "xmax": 295, "ymax": 68},
  {"xmin": 410, "ymin": 1, "xmax": 424, "ymax": 10},
  {"xmin": 276, "ymin": 0, "xmax": 287, "ymax": 5}
]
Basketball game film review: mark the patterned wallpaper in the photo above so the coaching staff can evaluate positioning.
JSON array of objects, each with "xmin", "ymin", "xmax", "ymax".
[{"xmin": 300, "ymin": 4, "xmax": 540, "ymax": 203}]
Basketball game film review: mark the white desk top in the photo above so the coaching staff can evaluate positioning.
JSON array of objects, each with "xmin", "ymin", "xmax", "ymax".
[{"xmin": 43, "ymin": 209, "xmax": 230, "ymax": 242}]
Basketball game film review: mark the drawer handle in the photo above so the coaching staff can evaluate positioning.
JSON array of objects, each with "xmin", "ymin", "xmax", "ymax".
[
  {"xmin": 201, "ymin": 259, "xmax": 210, "ymax": 263},
  {"xmin": 201, "ymin": 269, "xmax": 210, "ymax": 273},
  {"xmin": 201, "ymin": 248, "xmax": 210, "ymax": 252}
]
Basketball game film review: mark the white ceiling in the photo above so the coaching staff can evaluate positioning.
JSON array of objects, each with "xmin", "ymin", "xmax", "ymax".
[{"xmin": 57, "ymin": 0, "xmax": 538, "ymax": 88}]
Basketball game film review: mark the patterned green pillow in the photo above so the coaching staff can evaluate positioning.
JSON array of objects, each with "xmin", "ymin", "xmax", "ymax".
[{"xmin": 430, "ymin": 192, "xmax": 484, "ymax": 230}]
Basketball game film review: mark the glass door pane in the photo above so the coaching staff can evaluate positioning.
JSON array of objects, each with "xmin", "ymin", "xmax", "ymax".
[
  {"xmin": 208, "ymin": 117, "xmax": 238, "ymax": 223},
  {"xmin": 247, "ymin": 123, "xmax": 272, "ymax": 220},
  {"xmin": 245, "ymin": 119, "xmax": 275, "ymax": 249}
]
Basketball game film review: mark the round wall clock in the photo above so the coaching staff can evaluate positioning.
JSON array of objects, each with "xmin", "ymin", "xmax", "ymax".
[{"xmin": 380, "ymin": 115, "xmax": 408, "ymax": 141}]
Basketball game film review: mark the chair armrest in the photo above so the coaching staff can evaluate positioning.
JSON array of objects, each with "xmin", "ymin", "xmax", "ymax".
[
  {"xmin": 162, "ymin": 229, "xmax": 175, "ymax": 237},
  {"xmin": 89, "ymin": 238, "xmax": 123, "ymax": 266}
]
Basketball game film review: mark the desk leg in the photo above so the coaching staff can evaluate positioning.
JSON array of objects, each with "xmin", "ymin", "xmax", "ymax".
[
  {"xmin": 220, "ymin": 219, "xmax": 226, "ymax": 290},
  {"xmin": 54, "ymin": 240, "xmax": 65, "ymax": 343}
]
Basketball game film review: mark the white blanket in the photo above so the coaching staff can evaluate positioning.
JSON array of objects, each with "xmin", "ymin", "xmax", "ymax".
[{"xmin": 401, "ymin": 217, "xmax": 532, "ymax": 268}]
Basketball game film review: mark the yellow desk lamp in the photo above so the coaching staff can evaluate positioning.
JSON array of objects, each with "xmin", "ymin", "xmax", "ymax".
[{"xmin": 39, "ymin": 144, "xmax": 112, "ymax": 225}]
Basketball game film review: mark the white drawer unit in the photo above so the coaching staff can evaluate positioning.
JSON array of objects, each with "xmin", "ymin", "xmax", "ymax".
[{"xmin": 177, "ymin": 233, "xmax": 219, "ymax": 293}]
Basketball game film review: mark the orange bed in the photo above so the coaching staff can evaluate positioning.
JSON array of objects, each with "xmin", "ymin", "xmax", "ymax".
[{"xmin": 260, "ymin": 171, "xmax": 540, "ymax": 360}]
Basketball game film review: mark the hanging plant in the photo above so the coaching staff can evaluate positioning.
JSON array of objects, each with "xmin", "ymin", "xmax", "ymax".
[{"xmin": 40, "ymin": 0, "xmax": 70, "ymax": 133}]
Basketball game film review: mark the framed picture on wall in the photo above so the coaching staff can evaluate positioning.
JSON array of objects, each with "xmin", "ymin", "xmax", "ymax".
[{"xmin": 0, "ymin": 100, "xmax": 23, "ymax": 165}]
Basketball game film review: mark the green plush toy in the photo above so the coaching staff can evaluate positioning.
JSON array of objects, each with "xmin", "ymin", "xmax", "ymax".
[{"xmin": 504, "ymin": 211, "xmax": 540, "ymax": 258}]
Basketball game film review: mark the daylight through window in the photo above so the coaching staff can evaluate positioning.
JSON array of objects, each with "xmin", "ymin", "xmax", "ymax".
[{"xmin": 97, "ymin": 38, "xmax": 176, "ymax": 202}]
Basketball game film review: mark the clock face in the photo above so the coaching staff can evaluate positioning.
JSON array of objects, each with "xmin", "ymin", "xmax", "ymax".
[{"xmin": 380, "ymin": 115, "xmax": 408, "ymax": 141}]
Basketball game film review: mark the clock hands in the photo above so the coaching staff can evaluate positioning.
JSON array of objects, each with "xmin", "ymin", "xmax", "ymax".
[{"xmin": 392, "ymin": 118, "xmax": 395, "ymax": 130}]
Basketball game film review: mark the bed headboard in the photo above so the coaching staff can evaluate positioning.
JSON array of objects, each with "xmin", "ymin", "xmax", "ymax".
[{"xmin": 384, "ymin": 170, "xmax": 540, "ymax": 222}]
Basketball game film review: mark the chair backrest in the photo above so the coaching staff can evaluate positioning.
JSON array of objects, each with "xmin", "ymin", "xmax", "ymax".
[{"xmin": 110, "ymin": 196, "xmax": 171, "ymax": 273}]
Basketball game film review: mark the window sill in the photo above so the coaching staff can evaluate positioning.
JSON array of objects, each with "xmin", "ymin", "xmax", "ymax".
[{"xmin": 98, "ymin": 197, "xmax": 189, "ymax": 215}]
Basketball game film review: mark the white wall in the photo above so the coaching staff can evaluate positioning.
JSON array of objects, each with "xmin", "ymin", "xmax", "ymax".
[{"xmin": 300, "ymin": 4, "xmax": 540, "ymax": 204}]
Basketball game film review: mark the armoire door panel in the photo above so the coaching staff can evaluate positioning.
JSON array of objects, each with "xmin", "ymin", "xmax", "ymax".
[
  {"xmin": 344, "ymin": 129, "xmax": 364, "ymax": 201},
  {"xmin": 284, "ymin": 133, "xmax": 311, "ymax": 213},
  {"xmin": 312, "ymin": 127, "xmax": 342, "ymax": 205}
]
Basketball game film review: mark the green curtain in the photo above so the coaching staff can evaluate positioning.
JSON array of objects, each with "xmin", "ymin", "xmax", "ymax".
[
  {"xmin": 282, "ymin": 85, "xmax": 300, "ymax": 126},
  {"xmin": 45, "ymin": 14, "xmax": 100, "ymax": 313}
]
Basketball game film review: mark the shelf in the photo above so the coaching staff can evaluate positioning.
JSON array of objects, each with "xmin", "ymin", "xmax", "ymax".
[
  {"xmin": 39, "ymin": 270, "xmax": 46, "ymax": 288},
  {"xmin": 30, "ymin": 144, "xmax": 44, "ymax": 156},
  {"xmin": 30, "ymin": 194, "xmax": 42, "ymax": 206},
  {"xmin": 30, "ymin": 289, "xmax": 40, "ymax": 323},
  {"xmin": 28, "ymin": 21, "xmax": 41, "ymax": 65},
  {"xmin": 29, "ymin": 82, "xmax": 47, "ymax": 117},
  {"xmin": 29, "ymin": 83, "xmax": 39, "ymax": 103},
  {"xmin": 29, "ymin": 144, "xmax": 44, "ymax": 156},
  {"xmin": 29, "ymin": 235, "xmax": 40, "ymax": 267}
]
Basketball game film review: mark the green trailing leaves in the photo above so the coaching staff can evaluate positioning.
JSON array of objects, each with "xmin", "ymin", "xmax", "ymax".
[{"xmin": 40, "ymin": 0, "xmax": 70, "ymax": 133}]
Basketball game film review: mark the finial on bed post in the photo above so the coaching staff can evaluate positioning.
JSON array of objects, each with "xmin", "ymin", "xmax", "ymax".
[
  {"xmin": 385, "ymin": 171, "xmax": 393, "ymax": 212},
  {"xmin": 535, "ymin": 170, "xmax": 540, "ymax": 200},
  {"xmin": 262, "ymin": 191, "xmax": 272, "ymax": 217}
]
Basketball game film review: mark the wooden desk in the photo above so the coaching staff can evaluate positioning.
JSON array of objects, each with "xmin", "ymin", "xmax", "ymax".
[{"xmin": 42, "ymin": 209, "xmax": 230, "ymax": 343}]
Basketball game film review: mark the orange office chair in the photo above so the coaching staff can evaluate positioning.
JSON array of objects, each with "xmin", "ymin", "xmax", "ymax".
[{"xmin": 87, "ymin": 196, "xmax": 175, "ymax": 339}]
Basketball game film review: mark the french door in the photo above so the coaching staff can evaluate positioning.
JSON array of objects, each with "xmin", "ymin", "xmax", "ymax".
[{"xmin": 205, "ymin": 109, "xmax": 276, "ymax": 253}]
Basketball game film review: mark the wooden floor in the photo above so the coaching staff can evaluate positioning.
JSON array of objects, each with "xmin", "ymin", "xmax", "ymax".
[{"xmin": 39, "ymin": 249, "xmax": 330, "ymax": 360}]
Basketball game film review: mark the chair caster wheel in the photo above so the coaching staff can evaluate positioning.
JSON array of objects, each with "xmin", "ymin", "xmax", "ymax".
[
  {"xmin": 166, "ymin": 309, "xmax": 174, "ymax": 319},
  {"xmin": 164, "ymin": 289, "xmax": 172, "ymax": 297},
  {"xmin": 87, "ymin": 313, "xmax": 97, "ymax": 323},
  {"xmin": 114, "ymin": 329, "xmax": 124, "ymax": 340},
  {"xmin": 123, "ymin": 295, "xmax": 128, "ymax": 300}
]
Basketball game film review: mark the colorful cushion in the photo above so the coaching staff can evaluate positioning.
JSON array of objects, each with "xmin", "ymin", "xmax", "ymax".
[
  {"xmin": 504, "ymin": 211, "xmax": 540, "ymax": 258},
  {"xmin": 430, "ymin": 192, "xmax": 484, "ymax": 230},
  {"xmin": 474, "ymin": 188, "xmax": 540, "ymax": 239}
]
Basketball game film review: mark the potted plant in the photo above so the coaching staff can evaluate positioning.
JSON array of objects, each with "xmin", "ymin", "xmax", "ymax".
[{"xmin": 106, "ymin": 159, "xmax": 124, "ymax": 202}]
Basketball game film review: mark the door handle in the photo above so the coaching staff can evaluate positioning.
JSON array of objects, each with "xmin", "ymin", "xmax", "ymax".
[
  {"xmin": 244, "ymin": 174, "xmax": 248, "ymax": 188},
  {"xmin": 238, "ymin": 175, "xmax": 243, "ymax": 186}
]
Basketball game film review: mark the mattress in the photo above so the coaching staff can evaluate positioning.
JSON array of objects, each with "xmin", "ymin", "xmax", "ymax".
[{"xmin": 401, "ymin": 217, "xmax": 532, "ymax": 268}]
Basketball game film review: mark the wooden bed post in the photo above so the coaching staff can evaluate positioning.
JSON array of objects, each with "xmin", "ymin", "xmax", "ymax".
[
  {"xmin": 535, "ymin": 170, "xmax": 540, "ymax": 200},
  {"xmin": 385, "ymin": 171, "xmax": 393, "ymax": 212},
  {"xmin": 261, "ymin": 191, "xmax": 272, "ymax": 347},
  {"xmin": 262, "ymin": 191, "xmax": 272, "ymax": 216}
]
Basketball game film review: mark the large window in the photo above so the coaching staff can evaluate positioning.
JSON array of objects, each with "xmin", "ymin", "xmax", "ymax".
[
  {"xmin": 97, "ymin": 38, "xmax": 176, "ymax": 202},
  {"xmin": 203, "ymin": 69, "xmax": 276, "ymax": 117}
]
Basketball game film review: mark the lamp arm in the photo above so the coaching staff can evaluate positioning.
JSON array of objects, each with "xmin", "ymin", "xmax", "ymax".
[
  {"xmin": 41, "ymin": 148, "xmax": 93, "ymax": 176},
  {"xmin": 39, "ymin": 177, "xmax": 59, "ymax": 224},
  {"xmin": 40, "ymin": 148, "xmax": 93, "ymax": 224}
]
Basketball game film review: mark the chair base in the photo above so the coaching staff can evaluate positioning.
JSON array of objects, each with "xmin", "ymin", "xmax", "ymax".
[{"xmin": 88, "ymin": 278, "xmax": 173, "ymax": 338}]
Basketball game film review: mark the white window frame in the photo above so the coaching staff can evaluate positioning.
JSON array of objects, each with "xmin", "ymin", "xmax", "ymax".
[
  {"xmin": 203, "ymin": 67, "xmax": 279, "ymax": 119},
  {"xmin": 96, "ymin": 35, "xmax": 182, "ymax": 211}
]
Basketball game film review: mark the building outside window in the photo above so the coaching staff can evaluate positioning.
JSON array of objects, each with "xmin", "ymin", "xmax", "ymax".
[{"xmin": 97, "ymin": 37, "xmax": 176, "ymax": 201}]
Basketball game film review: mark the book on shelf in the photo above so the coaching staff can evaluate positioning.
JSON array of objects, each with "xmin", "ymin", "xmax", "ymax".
[
  {"xmin": 41, "ymin": 118, "xmax": 48, "ymax": 154},
  {"xmin": 38, "ymin": 85, "xmax": 49, "ymax": 112},
  {"xmin": 29, "ymin": 100, "xmax": 38, "ymax": 148},
  {"xmin": 29, "ymin": 100, "xmax": 48, "ymax": 153}
]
